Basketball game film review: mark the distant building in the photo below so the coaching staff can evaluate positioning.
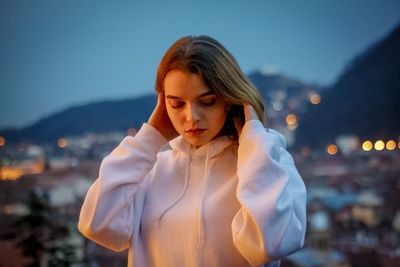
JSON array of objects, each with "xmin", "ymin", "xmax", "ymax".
[
  {"xmin": 352, "ymin": 191, "xmax": 384, "ymax": 228},
  {"xmin": 0, "ymin": 158, "xmax": 45, "ymax": 180}
]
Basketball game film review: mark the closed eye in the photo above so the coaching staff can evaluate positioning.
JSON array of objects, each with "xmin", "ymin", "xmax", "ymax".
[
  {"xmin": 168, "ymin": 100, "xmax": 185, "ymax": 109},
  {"xmin": 199, "ymin": 97, "xmax": 217, "ymax": 107}
]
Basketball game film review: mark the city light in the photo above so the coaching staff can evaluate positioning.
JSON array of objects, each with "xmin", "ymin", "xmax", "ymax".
[
  {"xmin": 326, "ymin": 144, "xmax": 338, "ymax": 155},
  {"xmin": 0, "ymin": 167, "xmax": 23, "ymax": 180},
  {"xmin": 309, "ymin": 93, "xmax": 321, "ymax": 105},
  {"xmin": 386, "ymin": 140, "xmax": 396, "ymax": 151},
  {"xmin": 0, "ymin": 160, "xmax": 45, "ymax": 181},
  {"xmin": 285, "ymin": 113, "xmax": 298, "ymax": 131},
  {"xmin": 286, "ymin": 113, "xmax": 297, "ymax": 125},
  {"xmin": 361, "ymin": 139, "xmax": 400, "ymax": 152},
  {"xmin": 362, "ymin": 140, "xmax": 373, "ymax": 151},
  {"xmin": 0, "ymin": 136, "xmax": 5, "ymax": 146},
  {"xmin": 374, "ymin": 140, "xmax": 385, "ymax": 151},
  {"xmin": 57, "ymin": 138, "xmax": 67, "ymax": 148},
  {"xmin": 272, "ymin": 100, "xmax": 283, "ymax": 111}
]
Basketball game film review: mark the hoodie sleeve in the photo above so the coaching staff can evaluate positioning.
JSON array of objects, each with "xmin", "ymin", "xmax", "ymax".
[
  {"xmin": 78, "ymin": 123, "xmax": 168, "ymax": 252},
  {"xmin": 232, "ymin": 120, "xmax": 307, "ymax": 266}
]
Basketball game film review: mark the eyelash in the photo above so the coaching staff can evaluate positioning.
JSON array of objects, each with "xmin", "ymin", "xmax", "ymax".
[
  {"xmin": 199, "ymin": 99, "xmax": 217, "ymax": 106},
  {"xmin": 169, "ymin": 99, "xmax": 217, "ymax": 109},
  {"xmin": 170, "ymin": 101, "xmax": 184, "ymax": 109}
]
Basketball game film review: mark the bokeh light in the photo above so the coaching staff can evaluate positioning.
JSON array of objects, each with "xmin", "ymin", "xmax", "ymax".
[
  {"xmin": 326, "ymin": 144, "xmax": 338, "ymax": 155},
  {"xmin": 286, "ymin": 114, "xmax": 297, "ymax": 125},
  {"xmin": 374, "ymin": 140, "xmax": 385, "ymax": 151},
  {"xmin": 386, "ymin": 140, "xmax": 396, "ymax": 150},
  {"xmin": 0, "ymin": 136, "xmax": 5, "ymax": 146},
  {"xmin": 57, "ymin": 138, "xmax": 67, "ymax": 148},
  {"xmin": 309, "ymin": 93, "xmax": 321, "ymax": 105},
  {"xmin": 362, "ymin": 140, "xmax": 373, "ymax": 151}
]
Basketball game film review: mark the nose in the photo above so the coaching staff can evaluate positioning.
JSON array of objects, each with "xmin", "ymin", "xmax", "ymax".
[{"xmin": 185, "ymin": 103, "xmax": 201, "ymax": 123}]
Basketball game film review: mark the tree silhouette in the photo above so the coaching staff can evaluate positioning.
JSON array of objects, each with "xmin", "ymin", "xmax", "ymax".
[{"xmin": 14, "ymin": 190, "xmax": 77, "ymax": 266}]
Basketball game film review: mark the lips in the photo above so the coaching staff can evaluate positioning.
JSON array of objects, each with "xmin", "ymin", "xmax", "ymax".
[{"xmin": 185, "ymin": 128, "xmax": 206, "ymax": 136}]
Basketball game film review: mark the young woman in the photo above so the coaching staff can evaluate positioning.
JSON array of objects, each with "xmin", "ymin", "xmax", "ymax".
[{"xmin": 78, "ymin": 35, "xmax": 307, "ymax": 267}]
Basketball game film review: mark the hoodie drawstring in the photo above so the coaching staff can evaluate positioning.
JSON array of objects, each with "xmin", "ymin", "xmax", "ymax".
[
  {"xmin": 156, "ymin": 144, "xmax": 212, "ymax": 248},
  {"xmin": 198, "ymin": 144, "xmax": 211, "ymax": 247},
  {"xmin": 157, "ymin": 149, "xmax": 192, "ymax": 222}
]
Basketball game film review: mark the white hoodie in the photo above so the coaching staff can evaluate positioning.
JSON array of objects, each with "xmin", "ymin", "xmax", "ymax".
[{"xmin": 78, "ymin": 120, "xmax": 307, "ymax": 267}]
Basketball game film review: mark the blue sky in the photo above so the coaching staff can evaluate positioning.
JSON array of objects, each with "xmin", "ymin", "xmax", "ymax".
[{"xmin": 1, "ymin": 0, "xmax": 399, "ymax": 129}]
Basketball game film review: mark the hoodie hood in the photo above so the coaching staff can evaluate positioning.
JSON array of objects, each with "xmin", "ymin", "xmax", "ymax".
[{"xmin": 169, "ymin": 135, "xmax": 233, "ymax": 158}]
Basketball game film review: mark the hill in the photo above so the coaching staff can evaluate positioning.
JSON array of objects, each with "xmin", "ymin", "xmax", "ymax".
[
  {"xmin": 0, "ymin": 72, "xmax": 317, "ymax": 145},
  {"xmin": 1, "ymin": 95, "xmax": 156, "ymax": 144},
  {"xmin": 296, "ymin": 23, "xmax": 400, "ymax": 148}
]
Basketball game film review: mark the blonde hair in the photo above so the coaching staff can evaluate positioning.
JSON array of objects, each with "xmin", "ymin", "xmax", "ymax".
[{"xmin": 155, "ymin": 35, "xmax": 267, "ymax": 139}]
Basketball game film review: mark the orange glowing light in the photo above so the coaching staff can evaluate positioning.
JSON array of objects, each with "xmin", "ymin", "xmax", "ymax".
[
  {"xmin": 326, "ymin": 144, "xmax": 338, "ymax": 155},
  {"xmin": 286, "ymin": 114, "xmax": 297, "ymax": 125},
  {"xmin": 362, "ymin": 140, "xmax": 373, "ymax": 151},
  {"xmin": 0, "ymin": 167, "xmax": 23, "ymax": 180},
  {"xmin": 386, "ymin": 140, "xmax": 396, "ymax": 151},
  {"xmin": 0, "ymin": 136, "xmax": 5, "ymax": 146},
  {"xmin": 309, "ymin": 93, "xmax": 321, "ymax": 105},
  {"xmin": 57, "ymin": 138, "xmax": 67, "ymax": 148},
  {"xmin": 374, "ymin": 140, "xmax": 385, "ymax": 151}
]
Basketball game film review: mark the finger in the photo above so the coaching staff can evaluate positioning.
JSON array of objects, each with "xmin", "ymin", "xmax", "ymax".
[
  {"xmin": 243, "ymin": 104, "xmax": 259, "ymax": 122},
  {"xmin": 157, "ymin": 91, "xmax": 165, "ymax": 106}
]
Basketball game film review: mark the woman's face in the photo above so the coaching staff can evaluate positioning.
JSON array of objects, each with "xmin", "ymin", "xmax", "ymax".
[{"xmin": 164, "ymin": 70, "xmax": 229, "ymax": 147}]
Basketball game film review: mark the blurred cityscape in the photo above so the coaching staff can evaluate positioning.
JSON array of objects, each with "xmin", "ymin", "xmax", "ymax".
[{"xmin": 1, "ymin": 108, "xmax": 399, "ymax": 266}]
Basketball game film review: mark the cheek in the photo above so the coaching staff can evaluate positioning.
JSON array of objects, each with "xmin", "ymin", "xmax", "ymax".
[
  {"xmin": 165, "ymin": 107, "xmax": 182, "ymax": 126},
  {"xmin": 210, "ymin": 106, "xmax": 228, "ymax": 125}
]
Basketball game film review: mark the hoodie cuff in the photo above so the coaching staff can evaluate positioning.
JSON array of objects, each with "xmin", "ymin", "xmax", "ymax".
[
  {"xmin": 239, "ymin": 119, "xmax": 265, "ymax": 144},
  {"xmin": 126, "ymin": 123, "xmax": 168, "ymax": 153}
]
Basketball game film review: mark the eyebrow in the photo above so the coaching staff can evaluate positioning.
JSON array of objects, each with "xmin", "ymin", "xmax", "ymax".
[{"xmin": 165, "ymin": 91, "xmax": 216, "ymax": 100}]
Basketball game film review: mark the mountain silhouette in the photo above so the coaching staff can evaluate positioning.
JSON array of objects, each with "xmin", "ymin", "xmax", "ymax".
[
  {"xmin": 1, "ymin": 95, "xmax": 156, "ymax": 144},
  {"xmin": 0, "ymin": 72, "xmax": 316, "ymax": 145},
  {"xmin": 295, "ymin": 22, "xmax": 400, "ymax": 148}
]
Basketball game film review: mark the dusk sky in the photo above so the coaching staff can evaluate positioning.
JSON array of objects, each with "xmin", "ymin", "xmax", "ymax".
[{"xmin": 1, "ymin": 0, "xmax": 399, "ymax": 129}]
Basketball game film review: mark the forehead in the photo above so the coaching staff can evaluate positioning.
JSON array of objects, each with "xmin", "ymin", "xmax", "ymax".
[{"xmin": 164, "ymin": 70, "xmax": 213, "ymax": 98}]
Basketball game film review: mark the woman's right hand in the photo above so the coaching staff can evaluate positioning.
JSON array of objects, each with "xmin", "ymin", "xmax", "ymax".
[{"xmin": 148, "ymin": 92, "xmax": 179, "ymax": 141}]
